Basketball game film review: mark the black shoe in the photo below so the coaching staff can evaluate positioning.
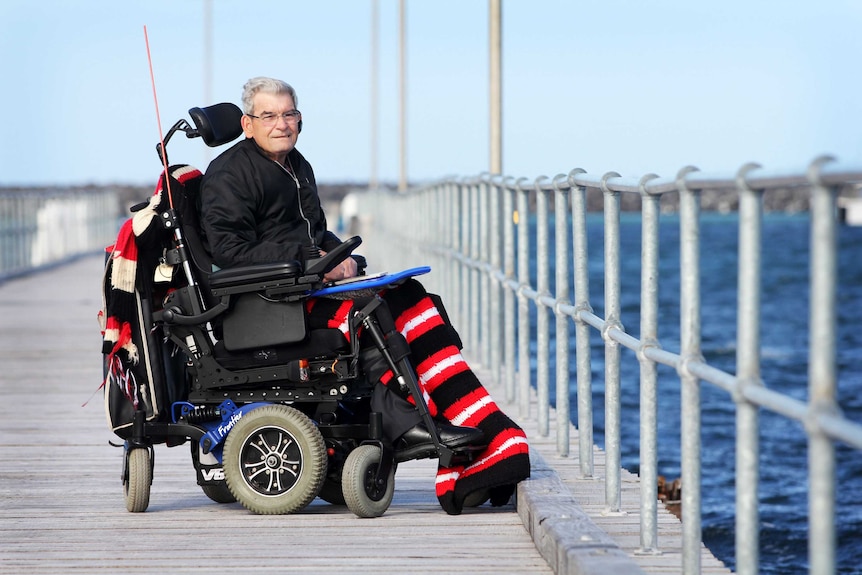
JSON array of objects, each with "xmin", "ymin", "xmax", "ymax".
[
  {"xmin": 462, "ymin": 488, "xmax": 491, "ymax": 508},
  {"xmin": 436, "ymin": 422, "xmax": 484, "ymax": 448},
  {"xmin": 394, "ymin": 422, "xmax": 484, "ymax": 461}
]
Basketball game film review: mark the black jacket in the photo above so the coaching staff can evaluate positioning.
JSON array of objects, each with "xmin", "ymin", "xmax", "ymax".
[{"xmin": 200, "ymin": 138, "xmax": 341, "ymax": 268}]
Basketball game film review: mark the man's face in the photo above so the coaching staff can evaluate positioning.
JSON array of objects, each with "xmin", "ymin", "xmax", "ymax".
[{"xmin": 241, "ymin": 91, "xmax": 301, "ymax": 163}]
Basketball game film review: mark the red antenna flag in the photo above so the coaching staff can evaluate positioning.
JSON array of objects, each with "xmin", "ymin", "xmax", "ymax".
[{"xmin": 143, "ymin": 25, "xmax": 173, "ymax": 208}]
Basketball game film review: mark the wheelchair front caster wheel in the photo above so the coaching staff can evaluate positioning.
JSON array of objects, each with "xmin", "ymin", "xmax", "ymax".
[
  {"xmin": 342, "ymin": 444, "xmax": 394, "ymax": 518},
  {"xmin": 124, "ymin": 446, "xmax": 153, "ymax": 513}
]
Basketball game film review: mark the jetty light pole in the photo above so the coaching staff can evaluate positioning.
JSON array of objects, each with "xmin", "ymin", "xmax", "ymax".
[{"xmin": 490, "ymin": 0, "xmax": 502, "ymax": 174}]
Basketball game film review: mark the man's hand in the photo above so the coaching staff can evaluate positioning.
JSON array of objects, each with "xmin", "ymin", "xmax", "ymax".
[{"xmin": 321, "ymin": 251, "xmax": 358, "ymax": 282}]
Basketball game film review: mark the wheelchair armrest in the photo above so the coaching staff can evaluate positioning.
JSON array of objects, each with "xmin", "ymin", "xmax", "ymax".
[
  {"xmin": 158, "ymin": 299, "xmax": 229, "ymax": 325},
  {"xmin": 305, "ymin": 236, "xmax": 362, "ymax": 277},
  {"xmin": 209, "ymin": 261, "xmax": 303, "ymax": 296}
]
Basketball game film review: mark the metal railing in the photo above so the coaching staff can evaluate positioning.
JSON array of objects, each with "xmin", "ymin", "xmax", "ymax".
[
  {"xmin": 0, "ymin": 188, "xmax": 120, "ymax": 282},
  {"xmin": 348, "ymin": 156, "xmax": 862, "ymax": 575}
]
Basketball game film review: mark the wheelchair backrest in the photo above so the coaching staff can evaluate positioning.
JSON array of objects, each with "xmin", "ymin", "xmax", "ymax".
[
  {"xmin": 159, "ymin": 165, "xmax": 217, "ymax": 300},
  {"xmin": 160, "ymin": 103, "xmax": 244, "ymax": 304}
]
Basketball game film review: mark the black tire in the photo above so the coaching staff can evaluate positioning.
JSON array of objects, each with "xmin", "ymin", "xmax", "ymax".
[
  {"xmin": 201, "ymin": 482, "xmax": 237, "ymax": 504},
  {"xmin": 124, "ymin": 447, "xmax": 152, "ymax": 513},
  {"xmin": 342, "ymin": 444, "xmax": 394, "ymax": 518},
  {"xmin": 222, "ymin": 405, "xmax": 326, "ymax": 515},
  {"xmin": 190, "ymin": 443, "xmax": 236, "ymax": 504},
  {"xmin": 317, "ymin": 477, "xmax": 346, "ymax": 505}
]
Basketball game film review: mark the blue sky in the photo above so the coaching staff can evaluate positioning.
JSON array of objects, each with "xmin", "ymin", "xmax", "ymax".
[{"xmin": 1, "ymin": 0, "xmax": 860, "ymax": 186}]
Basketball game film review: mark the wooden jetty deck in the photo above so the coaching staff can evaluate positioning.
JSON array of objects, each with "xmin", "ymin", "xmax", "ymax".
[{"xmin": 0, "ymin": 255, "xmax": 730, "ymax": 574}]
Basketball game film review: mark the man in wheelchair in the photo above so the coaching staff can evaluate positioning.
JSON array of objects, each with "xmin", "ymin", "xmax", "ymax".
[
  {"xmin": 199, "ymin": 77, "xmax": 529, "ymax": 515},
  {"xmin": 102, "ymin": 77, "xmax": 529, "ymax": 517}
]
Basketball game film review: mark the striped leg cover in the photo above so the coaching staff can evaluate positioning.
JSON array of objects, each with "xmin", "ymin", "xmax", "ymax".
[
  {"xmin": 307, "ymin": 281, "xmax": 531, "ymax": 514},
  {"xmin": 382, "ymin": 280, "xmax": 530, "ymax": 515}
]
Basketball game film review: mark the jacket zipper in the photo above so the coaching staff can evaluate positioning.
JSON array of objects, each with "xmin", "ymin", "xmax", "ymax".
[{"xmin": 274, "ymin": 158, "xmax": 314, "ymax": 246}]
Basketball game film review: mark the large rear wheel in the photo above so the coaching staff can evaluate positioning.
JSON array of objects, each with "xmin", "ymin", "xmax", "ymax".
[{"xmin": 222, "ymin": 405, "xmax": 326, "ymax": 514}]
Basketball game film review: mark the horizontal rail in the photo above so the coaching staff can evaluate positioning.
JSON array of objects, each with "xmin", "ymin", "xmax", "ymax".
[{"xmin": 455, "ymin": 157, "xmax": 862, "ymax": 195}]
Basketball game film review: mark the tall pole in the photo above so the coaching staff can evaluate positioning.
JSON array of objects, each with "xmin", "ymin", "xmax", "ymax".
[
  {"xmin": 398, "ymin": 0, "xmax": 407, "ymax": 192},
  {"xmin": 489, "ymin": 0, "xmax": 502, "ymax": 174},
  {"xmin": 370, "ymin": 0, "xmax": 379, "ymax": 190}
]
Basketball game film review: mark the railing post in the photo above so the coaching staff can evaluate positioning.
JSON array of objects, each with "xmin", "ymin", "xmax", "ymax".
[
  {"xmin": 807, "ymin": 156, "xmax": 838, "ymax": 575},
  {"xmin": 677, "ymin": 165, "xmax": 703, "ymax": 574},
  {"xmin": 553, "ymin": 174, "xmax": 571, "ymax": 457},
  {"xmin": 441, "ymin": 184, "xmax": 454, "ymax": 322},
  {"xmin": 516, "ymin": 177, "xmax": 532, "ymax": 418},
  {"xmin": 503, "ymin": 178, "xmax": 517, "ymax": 403},
  {"xmin": 489, "ymin": 177, "xmax": 503, "ymax": 386},
  {"xmin": 569, "ymin": 168, "xmax": 594, "ymax": 478},
  {"xmin": 479, "ymin": 178, "xmax": 492, "ymax": 368},
  {"xmin": 638, "ymin": 173, "xmax": 661, "ymax": 555},
  {"xmin": 735, "ymin": 163, "xmax": 764, "ymax": 575},
  {"xmin": 535, "ymin": 176, "xmax": 551, "ymax": 437},
  {"xmin": 419, "ymin": 187, "xmax": 429, "ymax": 276},
  {"xmin": 460, "ymin": 181, "xmax": 471, "ymax": 340},
  {"xmin": 453, "ymin": 182, "xmax": 464, "ymax": 325},
  {"xmin": 470, "ymin": 180, "xmax": 481, "ymax": 359},
  {"xmin": 433, "ymin": 186, "xmax": 445, "ymax": 292},
  {"xmin": 601, "ymin": 171, "xmax": 623, "ymax": 514},
  {"xmin": 437, "ymin": 184, "xmax": 450, "ymax": 298}
]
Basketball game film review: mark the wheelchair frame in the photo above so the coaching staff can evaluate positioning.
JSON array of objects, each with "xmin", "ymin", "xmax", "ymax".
[{"xmin": 105, "ymin": 102, "xmax": 474, "ymax": 517}]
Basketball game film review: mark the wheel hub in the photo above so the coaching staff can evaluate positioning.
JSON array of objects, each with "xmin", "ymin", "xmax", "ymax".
[
  {"xmin": 364, "ymin": 466, "xmax": 386, "ymax": 501},
  {"xmin": 239, "ymin": 427, "xmax": 303, "ymax": 496}
]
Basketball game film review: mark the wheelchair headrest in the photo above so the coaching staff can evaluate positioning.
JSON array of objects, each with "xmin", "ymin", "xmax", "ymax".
[{"xmin": 188, "ymin": 103, "xmax": 244, "ymax": 147}]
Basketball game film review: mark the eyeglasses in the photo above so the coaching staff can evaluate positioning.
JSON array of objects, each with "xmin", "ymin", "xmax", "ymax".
[{"xmin": 248, "ymin": 110, "xmax": 301, "ymax": 126}]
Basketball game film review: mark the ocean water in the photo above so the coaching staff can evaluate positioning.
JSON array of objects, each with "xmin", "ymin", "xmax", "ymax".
[{"xmin": 526, "ymin": 213, "xmax": 862, "ymax": 574}]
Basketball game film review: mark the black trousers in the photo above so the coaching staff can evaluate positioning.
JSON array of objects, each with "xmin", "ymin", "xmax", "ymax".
[{"xmin": 370, "ymin": 381, "xmax": 422, "ymax": 442}]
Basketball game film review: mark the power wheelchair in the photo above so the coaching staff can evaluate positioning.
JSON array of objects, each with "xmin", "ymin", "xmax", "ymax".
[{"xmin": 101, "ymin": 102, "xmax": 484, "ymax": 517}]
